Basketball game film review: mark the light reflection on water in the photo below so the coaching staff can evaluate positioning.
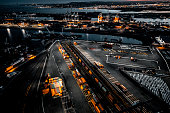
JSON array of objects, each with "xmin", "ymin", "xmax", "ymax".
[
  {"xmin": 0, "ymin": 5, "xmax": 121, "ymax": 14},
  {"xmin": 7, "ymin": 28, "xmax": 12, "ymax": 39},
  {"xmin": 56, "ymin": 32, "xmax": 142, "ymax": 44},
  {"xmin": 22, "ymin": 29, "xmax": 26, "ymax": 38},
  {"xmin": 1, "ymin": 28, "xmax": 143, "ymax": 45}
]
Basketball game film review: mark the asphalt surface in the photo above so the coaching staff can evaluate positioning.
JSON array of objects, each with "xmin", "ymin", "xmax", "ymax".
[
  {"xmin": 43, "ymin": 47, "xmax": 64, "ymax": 113},
  {"xmin": 76, "ymin": 40, "xmax": 149, "ymax": 101},
  {"xmin": 44, "ymin": 42, "xmax": 93, "ymax": 113},
  {"xmin": 75, "ymin": 40, "xmax": 169, "ymax": 111}
]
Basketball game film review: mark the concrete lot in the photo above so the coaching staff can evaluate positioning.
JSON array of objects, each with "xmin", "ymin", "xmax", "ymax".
[{"xmin": 75, "ymin": 40, "xmax": 168, "ymax": 102}]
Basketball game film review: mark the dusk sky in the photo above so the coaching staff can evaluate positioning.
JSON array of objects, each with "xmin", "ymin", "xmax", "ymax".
[{"xmin": 0, "ymin": 0, "xmax": 167, "ymax": 5}]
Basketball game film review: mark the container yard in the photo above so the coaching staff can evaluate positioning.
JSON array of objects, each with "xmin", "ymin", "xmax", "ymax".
[{"xmin": 60, "ymin": 40, "xmax": 156, "ymax": 112}]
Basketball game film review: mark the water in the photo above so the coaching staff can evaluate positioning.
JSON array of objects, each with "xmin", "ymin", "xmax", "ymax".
[
  {"xmin": 21, "ymin": 29, "xmax": 26, "ymax": 38},
  {"xmin": 57, "ymin": 32, "xmax": 142, "ymax": 44},
  {"xmin": 0, "ymin": 4, "xmax": 169, "ymax": 15},
  {"xmin": 0, "ymin": 3, "xmax": 166, "ymax": 45},
  {"xmin": 1, "ymin": 27, "xmax": 142, "ymax": 45},
  {"xmin": 7, "ymin": 28, "xmax": 12, "ymax": 39},
  {"xmin": 0, "ymin": 28, "xmax": 24, "ymax": 44},
  {"xmin": 34, "ymin": 8, "xmax": 121, "ymax": 14},
  {"xmin": 1, "ymin": 0, "xmax": 120, "ymax": 5},
  {"xmin": 0, "ymin": 5, "xmax": 120, "ymax": 14}
]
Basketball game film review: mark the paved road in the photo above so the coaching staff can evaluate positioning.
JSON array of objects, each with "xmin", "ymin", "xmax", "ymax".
[
  {"xmin": 39, "ymin": 42, "xmax": 93, "ymax": 113},
  {"xmin": 48, "ymin": 42, "xmax": 93, "ymax": 113},
  {"xmin": 43, "ymin": 47, "xmax": 64, "ymax": 113}
]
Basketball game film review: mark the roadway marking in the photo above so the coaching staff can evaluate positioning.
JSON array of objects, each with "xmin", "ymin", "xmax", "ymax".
[
  {"xmin": 37, "ymin": 56, "xmax": 47, "ymax": 92},
  {"xmin": 52, "ymin": 53, "xmax": 62, "ymax": 77},
  {"xmin": 107, "ymin": 62, "xmax": 147, "ymax": 69},
  {"xmin": 158, "ymin": 66, "xmax": 161, "ymax": 70},
  {"xmin": 156, "ymin": 48, "xmax": 170, "ymax": 72},
  {"xmin": 48, "ymin": 40, "xmax": 57, "ymax": 52},
  {"xmin": 108, "ymin": 55, "xmax": 158, "ymax": 63},
  {"xmin": 132, "ymin": 58, "xmax": 157, "ymax": 63},
  {"xmin": 61, "ymin": 95, "xmax": 69, "ymax": 98},
  {"xmin": 41, "ymin": 96, "xmax": 45, "ymax": 113},
  {"xmin": 149, "ymin": 47, "xmax": 153, "ymax": 54},
  {"xmin": 120, "ymin": 47, "xmax": 148, "ymax": 51}
]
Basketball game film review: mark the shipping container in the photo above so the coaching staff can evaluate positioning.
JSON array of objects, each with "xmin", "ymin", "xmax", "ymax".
[
  {"xmin": 85, "ymin": 66, "xmax": 89, "ymax": 70},
  {"xmin": 120, "ymin": 85, "xmax": 127, "ymax": 92},
  {"xmin": 102, "ymin": 87, "xmax": 107, "ymax": 93},
  {"xmin": 89, "ymin": 70, "xmax": 92, "ymax": 75},
  {"xmin": 95, "ymin": 78, "xmax": 99, "ymax": 83},
  {"xmin": 43, "ymin": 76, "xmax": 63, "ymax": 98},
  {"xmin": 79, "ymin": 58, "xmax": 82, "ymax": 63},
  {"xmin": 114, "ymin": 104, "xmax": 121, "ymax": 111},
  {"xmin": 94, "ymin": 61, "xmax": 104, "ymax": 69},
  {"xmin": 81, "ymin": 77, "xmax": 86, "ymax": 83},
  {"xmin": 107, "ymin": 93, "xmax": 114, "ymax": 103}
]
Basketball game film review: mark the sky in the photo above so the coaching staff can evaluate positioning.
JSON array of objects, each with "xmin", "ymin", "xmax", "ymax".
[{"xmin": 0, "ymin": 0, "xmax": 168, "ymax": 5}]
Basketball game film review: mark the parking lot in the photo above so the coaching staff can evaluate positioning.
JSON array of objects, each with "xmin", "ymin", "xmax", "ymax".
[
  {"xmin": 78, "ymin": 40, "xmax": 167, "ymax": 72},
  {"xmin": 106, "ymin": 44, "xmax": 159, "ymax": 70}
]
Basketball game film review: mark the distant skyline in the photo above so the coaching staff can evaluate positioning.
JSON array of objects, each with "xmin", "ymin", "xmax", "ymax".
[{"xmin": 0, "ymin": 0, "xmax": 168, "ymax": 5}]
